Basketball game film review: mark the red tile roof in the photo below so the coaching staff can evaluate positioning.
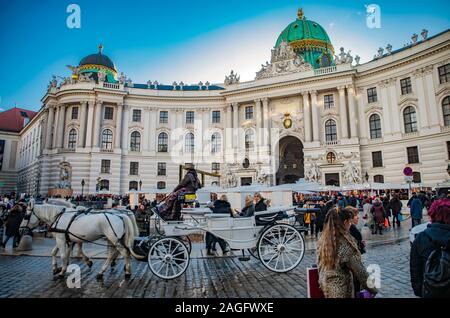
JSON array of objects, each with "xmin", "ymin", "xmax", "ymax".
[{"xmin": 0, "ymin": 107, "xmax": 37, "ymax": 133}]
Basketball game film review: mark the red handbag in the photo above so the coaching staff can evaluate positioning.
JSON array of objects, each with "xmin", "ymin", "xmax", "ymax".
[
  {"xmin": 384, "ymin": 218, "xmax": 389, "ymax": 228},
  {"xmin": 307, "ymin": 266, "xmax": 325, "ymax": 298}
]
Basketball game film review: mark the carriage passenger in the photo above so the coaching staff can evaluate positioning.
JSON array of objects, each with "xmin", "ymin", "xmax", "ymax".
[
  {"xmin": 205, "ymin": 194, "xmax": 231, "ymax": 255},
  {"xmin": 232, "ymin": 195, "xmax": 255, "ymax": 218},
  {"xmin": 254, "ymin": 193, "xmax": 267, "ymax": 212}
]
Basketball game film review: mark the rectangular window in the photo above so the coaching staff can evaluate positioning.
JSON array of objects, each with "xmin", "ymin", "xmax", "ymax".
[
  {"xmin": 447, "ymin": 141, "xmax": 450, "ymax": 160},
  {"xmin": 372, "ymin": 151, "xmax": 383, "ymax": 168},
  {"xmin": 400, "ymin": 77, "xmax": 412, "ymax": 95},
  {"xmin": 186, "ymin": 111, "xmax": 195, "ymax": 124},
  {"xmin": 101, "ymin": 160, "xmax": 111, "ymax": 174},
  {"xmin": 324, "ymin": 94, "xmax": 334, "ymax": 109},
  {"xmin": 212, "ymin": 162, "xmax": 220, "ymax": 173},
  {"xmin": 367, "ymin": 87, "xmax": 378, "ymax": 103},
  {"xmin": 159, "ymin": 111, "xmax": 168, "ymax": 124},
  {"xmin": 407, "ymin": 146, "xmax": 420, "ymax": 164},
  {"xmin": 245, "ymin": 106, "xmax": 254, "ymax": 120},
  {"xmin": 212, "ymin": 111, "xmax": 221, "ymax": 123},
  {"xmin": 71, "ymin": 107, "xmax": 79, "ymax": 120},
  {"xmin": 438, "ymin": 64, "xmax": 450, "ymax": 84},
  {"xmin": 130, "ymin": 162, "xmax": 139, "ymax": 176},
  {"xmin": 132, "ymin": 109, "xmax": 141, "ymax": 122},
  {"xmin": 241, "ymin": 177, "xmax": 252, "ymax": 186},
  {"xmin": 104, "ymin": 107, "xmax": 114, "ymax": 120},
  {"xmin": 157, "ymin": 162, "xmax": 166, "ymax": 176}
]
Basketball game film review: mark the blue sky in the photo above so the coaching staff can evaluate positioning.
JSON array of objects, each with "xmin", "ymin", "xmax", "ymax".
[{"xmin": 0, "ymin": 0, "xmax": 449, "ymax": 111}]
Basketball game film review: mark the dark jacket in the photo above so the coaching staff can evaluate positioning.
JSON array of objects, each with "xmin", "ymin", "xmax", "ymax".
[
  {"xmin": 5, "ymin": 208, "xmax": 23, "ymax": 237},
  {"xmin": 370, "ymin": 201, "xmax": 385, "ymax": 224},
  {"xmin": 350, "ymin": 224, "xmax": 365, "ymax": 254},
  {"xmin": 173, "ymin": 169, "xmax": 202, "ymax": 193},
  {"xmin": 382, "ymin": 198, "xmax": 391, "ymax": 217},
  {"xmin": 316, "ymin": 204, "xmax": 328, "ymax": 228},
  {"xmin": 409, "ymin": 198, "xmax": 423, "ymax": 220},
  {"xmin": 410, "ymin": 223, "xmax": 450, "ymax": 297},
  {"xmin": 348, "ymin": 196, "xmax": 358, "ymax": 208},
  {"xmin": 239, "ymin": 204, "xmax": 255, "ymax": 218},
  {"xmin": 255, "ymin": 199, "xmax": 267, "ymax": 212},
  {"xmin": 389, "ymin": 197, "xmax": 402, "ymax": 215},
  {"xmin": 213, "ymin": 200, "xmax": 233, "ymax": 216}
]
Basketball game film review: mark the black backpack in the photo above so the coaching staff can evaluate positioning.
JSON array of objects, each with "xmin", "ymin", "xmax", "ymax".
[{"xmin": 422, "ymin": 233, "xmax": 450, "ymax": 298}]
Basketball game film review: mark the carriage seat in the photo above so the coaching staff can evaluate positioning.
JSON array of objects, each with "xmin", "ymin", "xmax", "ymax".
[{"xmin": 255, "ymin": 209, "xmax": 288, "ymax": 226}]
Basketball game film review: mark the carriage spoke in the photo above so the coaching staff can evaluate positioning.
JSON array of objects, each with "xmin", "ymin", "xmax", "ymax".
[
  {"xmin": 285, "ymin": 249, "xmax": 300, "ymax": 260},
  {"xmin": 170, "ymin": 262, "xmax": 176, "ymax": 276},
  {"xmin": 274, "ymin": 254, "xmax": 280, "ymax": 269},
  {"xmin": 283, "ymin": 250, "xmax": 294, "ymax": 266},
  {"xmin": 165, "ymin": 262, "xmax": 169, "ymax": 277},
  {"xmin": 280, "ymin": 252, "xmax": 286, "ymax": 270},
  {"xmin": 172, "ymin": 257, "xmax": 187, "ymax": 262},
  {"xmin": 173, "ymin": 261, "xmax": 185, "ymax": 271}
]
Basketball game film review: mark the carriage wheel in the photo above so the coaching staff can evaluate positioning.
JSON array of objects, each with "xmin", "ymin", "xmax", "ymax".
[
  {"xmin": 257, "ymin": 224, "xmax": 305, "ymax": 273},
  {"xmin": 181, "ymin": 236, "xmax": 192, "ymax": 253},
  {"xmin": 148, "ymin": 237, "xmax": 190, "ymax": 280}
]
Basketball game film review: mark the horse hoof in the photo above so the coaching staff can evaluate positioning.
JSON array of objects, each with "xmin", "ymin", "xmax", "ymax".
[
  {"xmin": 87, "ymin": 260, "xmax": 93, "ymax": 268},
  {"xmin": 96, "ymin": 273, "xmax": 104, "ymax": 280},
  {"xmin": 53, "ymin": 267, "xmax": 62, "ymax": 275},
  {"xmin": 58, "ymin": 273, "xmax": 65, "ymax": 279},
  {"xmin": 125, "ymin": 273, "xmax": 131, "ymax": 279}
]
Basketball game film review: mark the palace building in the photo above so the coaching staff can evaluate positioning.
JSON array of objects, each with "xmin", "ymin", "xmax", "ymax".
[{"xmin": 3, "ymin": 9, "xmax": 450, "ymax": 196}]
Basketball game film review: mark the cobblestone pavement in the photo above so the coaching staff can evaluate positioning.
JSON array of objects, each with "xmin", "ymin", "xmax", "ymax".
[{"xmin": 0, "ymin": 240, "xmax": 415, "ymax": 298}]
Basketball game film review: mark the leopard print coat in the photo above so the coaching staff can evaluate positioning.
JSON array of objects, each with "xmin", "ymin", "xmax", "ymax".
[{"xmin": 318, "ymin": 236, "xmax": 376, "ymax": 298}]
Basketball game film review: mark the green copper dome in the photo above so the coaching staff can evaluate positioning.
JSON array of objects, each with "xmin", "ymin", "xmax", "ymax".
[{"xmin": 275, "ymin": 9, "xmax": 335, "ymax": 69}]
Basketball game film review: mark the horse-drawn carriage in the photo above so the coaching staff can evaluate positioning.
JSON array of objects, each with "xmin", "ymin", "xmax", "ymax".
[{"xmin": 133, "ymin": 193, "xmax": 307, "ymax": 280}]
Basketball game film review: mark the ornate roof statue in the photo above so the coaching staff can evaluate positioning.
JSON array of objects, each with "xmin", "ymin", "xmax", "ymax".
[
  {"xmin": 224, "ymin": 70, "xmax": 240, "ymax": 86},
  {"xmin": 256, "ymin": 40, "xmax": 313, "ymax": 79},
  {"xmin": 334, "ymin": 47, "xmax": 354, "ymax": 65}
]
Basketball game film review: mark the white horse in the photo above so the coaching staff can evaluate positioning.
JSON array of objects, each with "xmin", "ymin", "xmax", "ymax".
[{"xmin": 23, "ymin": 204, "xmax": 144, "ymax": 279}]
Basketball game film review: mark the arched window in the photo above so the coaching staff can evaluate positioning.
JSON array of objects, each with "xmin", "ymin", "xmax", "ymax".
[
  {"xmin": 373, "ymin": 175, "xmax": 384, "ymax": 183},
  {"xmin": 99, "ymin": 180, "xmax": 109, "ymax": 191},
  {"xmin": 130, "ymin": 131, "xmax": 141, "ymax": 152},
  {"xmin": 245, "ymin": 130, "xmax": 254, "ymax": 150},
  {"xmin": 325, "ymin": 119, "xmax": 337, "ymax": 141},
  {"xmin": 129, "ymin": 181, "xmax": 138, "ymax": 191},
  {"xmin": 369, "ymin": 114, "xmax": 382, "ymax": 139},
  {"xmin": 185, "ymin": 133, "xmax": 194, "ymax": 153},
  {"xmin": 101, "ymin": 129, "xmax": 113, "ymax": 149},
  {"xmin": 157, "ymin": 181, "xmax": 166, "ymax": 190},
  {"xmin": 158, "ymin": 132, "xmax": 168, "ymax": 152},
  {"xmin": 413, "ymin": 172, "xmax": 422, "ymax": 183},
  {"xmin": 211, "ymin": 133, "xmax": 221, "ymax": 153},
  {"xmin": 442, "ymin": 96, "xmax": 450, "ymax": 126},
  {"xmin": 403, "ymin": 106, "xmax": 418, "ymax": 133},
  {"xmin": 68, "ymin": 129, "xmax": 77, "ymax": 149}
]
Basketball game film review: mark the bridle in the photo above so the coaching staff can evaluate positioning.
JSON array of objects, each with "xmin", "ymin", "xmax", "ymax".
[{"xmin": 20, "ymin": 207, "xmax": 44, "ymax": 234}]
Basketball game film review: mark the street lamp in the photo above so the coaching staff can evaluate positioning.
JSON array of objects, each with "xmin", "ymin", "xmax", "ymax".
[
  {"xmin": 81, "ymin": 179, "xmax": 85, "ymax": 197},
  {"xmin": 365, "ymin": 172, "xmax": 369, "ymax": 182},
  {"xmin": 139, "ymin": 180, "xmax": 142, "ymax": 191},
  {"xmin": 447, "ymin": 163, "xmax": 450, "ymax": 178}
]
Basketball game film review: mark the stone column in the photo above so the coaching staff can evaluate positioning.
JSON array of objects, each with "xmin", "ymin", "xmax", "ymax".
[
  {"xmin": 121, "ymin": 105, "xmax": 130, "ymax": 150},
  {"xmin": 388, "ymin": 81, "xmax": 401, "ymax": 134},
  {"xmin": 202, "ymin": 108, "xmax": 209, "ymax": 159},
  {"xmin": 142, "ymin": 107, "xmax": 149, "ymax": 151},
  {"xmin": 56, "ymin": 105, "xmax": 66, "ymax": 148},
  {"xmin": 356, "ymin": 88, "xmax": 367, "ymax": 139},
  {"xmin": 78, "ymin": 101, "xmax": 87, "ymax": 147},
  {"xmin": 85, "ymin": 101, "xmax": 95, "ymax": 148},
  {"xmin": 232, "ymin": 102, "xmax": 239, "ymax": 149},
  {"xmin": 347, "ymin": 86, "xmax": 358, "ymax": 138},
  {"xmin": 414, "ymin": 69, "xmax": 430, "ymax": 129},
  {"xmin": 45, "ymin": 107, "xmax": 54, "ymax": 149},
  {"xmin": 255, "ymin": 99, "xmax": 262, "ymax": 148},
  {"xmin": 379, "ymin": 80, "xmax": 393, "ymax": 135},
  {"xmin": 93, "ymin": 101, "xmax": 103, "ymax": 147},
  {"xmin": 63, "ymin": 106, "xmax": 71, "ymax": 148},
  {"xmin": 262, "ymin": 98, "xmax": 270, "ymax": 153},
  {"xmin": 338, "ymin": 86, "xmax": 349, "ymax": 139},
  {"xmin": 424, "ymin": 67, "xmax": 440, "ymax": 127},
  {"xmin": 149, "ymin": 108, "xmax": 156, "ymax": 153},
  {"xmin": 310, "ymin": 91, "xmax": 320, "ymax": 142},
  {"xmin": 51, "ymin": 106, "xmax": 59, "ymax": 148},
  {"xmin": 302, "ymin": 92, "xmax": 312, "ymax": 142},
  {"xmin": 115, "ymin": 103, "xmax": 123, "ymax": 149}
]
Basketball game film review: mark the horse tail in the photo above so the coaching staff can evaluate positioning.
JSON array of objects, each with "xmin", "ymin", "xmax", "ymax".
[{"xmin": 122, "ymin": 214, "xmax": 145, "ymax": 260}]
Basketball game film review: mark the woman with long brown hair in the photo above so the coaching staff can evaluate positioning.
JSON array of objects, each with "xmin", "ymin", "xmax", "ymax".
[{"xmin": 317, "ymin": 207, "xmax": 377, "ymax": 298}]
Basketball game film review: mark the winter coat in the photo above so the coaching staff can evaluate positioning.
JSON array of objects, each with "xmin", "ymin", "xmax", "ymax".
[
  {"xmin": 255, "ymin": 199, "xmax": 267, "ymax": 212},
  {"xmin": 370, "ymin": 201, "xmax": 385, "ymax": 224},
  {"xmin": 316, "ymin": 204, "xmax": 328, "ymax": 228},
  {"xmin": 5, "ymin": 208, "xmax": 23, "ymax": 237},
  {"xmin": 213, "ymin": 200, "xmax": 233, "ymax": 216},
  {"xmin": 337, "ymin": 198, "xmax": 347, "ymax": 209},
  {"xmin": 239, "ymin": 204, "xmax": 255, "ymax": 218},
  {"xmin": 409, "ymin": 198, "xmax": 423, "ymax": 220},
  {"xmin": 390, "ymin": 198, "xmax": 403, "ymax": 216},
  {"xmin": 318, "ymin": 235, "xmax": 376, "ymax": 298},
  {"xmin": 173, "ymin": 169, "xmax": 202, "ymax": 193},
  {"xmin": 410, "ymin": 223, "xmax": 450, "ymax": 297},
  {"xmin": 350, "ymin": 224, "xmax": 365, "ymax": 254},
  {"xmin": 382, "ymin": 198, "xmax": 391, "ymax": 217}
]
